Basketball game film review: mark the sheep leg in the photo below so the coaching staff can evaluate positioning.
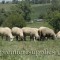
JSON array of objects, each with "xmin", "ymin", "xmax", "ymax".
[
  {"xmin": 20, "ymin": 37, "xmax": 23, "ymax": 41},
  {"xmin": 1, "ymin": 35, "xmax": 4, "ymax": 40},
  {"xmin": 16, "ymin": 36, "xmax": 18, "ymax": 41},
  {"xmin": 6, "ymin": 36, "xmax": 9, "ymax": 41},
  {"xmin": 24, "ymin": 35, "xmax": 26, "ymax": 41},
  {"xmin": 30, "ymin": 35, "xmax": 32, "ymax": 41},
  {"xmin": 33, "ymin": 37, "xmax": 35, "ymax": 41}
]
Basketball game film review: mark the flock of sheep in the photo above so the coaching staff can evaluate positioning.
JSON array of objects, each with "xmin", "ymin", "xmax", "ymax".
[{"xmin": 0, "ymin": 26, "xmax": 60, "ymax": 41}]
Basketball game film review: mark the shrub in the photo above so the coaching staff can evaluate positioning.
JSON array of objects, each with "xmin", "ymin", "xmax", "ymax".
[
  {"xmin": 11, "ymin": 2, "xmax": 31, "ymax": 22},
  {"xmin": 38, "ymin": 14, "xmax": 45, "ymax": 19},
  {"xmin": 45, "ymin": 0, "xmax": 60, "ymax": 32},
  {"xmin": 46, "ymin": 11, "xmax": 60, "ymax": 32},
  {"xmin": 2, "ymin": 13, "xmax": 26, "ymax": 28}
]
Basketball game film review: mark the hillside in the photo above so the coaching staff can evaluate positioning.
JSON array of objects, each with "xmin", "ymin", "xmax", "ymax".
[
  {"xmin": 0, "ymin": 3, "xmax": 50, "ymax": 19},
  {"xmin": 31, "ymin": 4, "xmax": 50, "ymax": 19}
]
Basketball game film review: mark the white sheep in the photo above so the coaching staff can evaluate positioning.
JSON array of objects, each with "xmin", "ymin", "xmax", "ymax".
[
  {"xmin": 38, "ymin": 26, "xmax": 56, "ymax": 40},
  {"xmin": 22, "ymin": 27, "xmax": 31, "ymax": 41},
  {"xmin": 56, "ymin": 31, "xmax": 60, "ymax": 39},
  {"xmin": 22, "ymin": 27, "xmax": 39, "ymax": 41},
  {"xmin": 0, "ymin": 27, "xmax": 14, "ymax": 41},
  {"xmin": 12, "ymin": 27, "xmax": 24, "ymax": 41},
  {"xmin": 30, "ymin": 28, "xmax": 40, "ymax": 41}
]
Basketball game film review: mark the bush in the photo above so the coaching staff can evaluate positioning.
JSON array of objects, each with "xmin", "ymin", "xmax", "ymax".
[
  {"xmin": 46, "ymin": 11, "xmax": 60, "ymax": 32},
  {"xmin": 45, "ymin": 0, "xmax": 60, "ymax": 32},
  {"xmin": 2, "ymin": 13, "xmax": 26, "ymax": 28},
  {"xmin": 0, "ymin": 14, "xmax": 5, "ymax": 26},
  {"xmin": 38, "ymin": 14, "xmax": 45, "ymax": 19},
  {"xmin": 11, "ymin": 2, "xmax": 31, "ymax": 22},
  {"xmin": 0, "ymin": 9, "xmax": 7, "ymax": 26}
]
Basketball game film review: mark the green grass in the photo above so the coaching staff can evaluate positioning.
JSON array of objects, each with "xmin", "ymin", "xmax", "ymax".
[
  {"xmin": 27, "ymin": 22, "xmax": 52, "ymax": 28},
  {"xmin": 31, "ymin": 4, "xmax": 50, "ymax": 19},
  {"xmin": 0, "ymin": 38, "xmax": 60, "ymax": 60},
  {"xmin": 0, "ymin": 22, "xmax": 60, "ymax": 60}
]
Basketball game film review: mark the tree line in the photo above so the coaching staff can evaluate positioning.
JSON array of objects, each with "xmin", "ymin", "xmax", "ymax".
[{"xmin": 1, "ymin": 0, "xmax": 52, "ymax": 4}]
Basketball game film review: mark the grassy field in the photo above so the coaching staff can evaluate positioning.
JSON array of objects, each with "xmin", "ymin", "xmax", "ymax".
[
  {"xmin": 27, "ymin": 22, "xmax": 52, "ymax": 28},
  {"xmin": 31, "ymin": 4, "xmax": 50, "ymax": 19},
  {"xmin": 0, "ymin": 22, "xmax": 60, "ymax": 60},
  {"xmin": 1, "ymin": 39, "xmax": 60, "ymax": 60}
]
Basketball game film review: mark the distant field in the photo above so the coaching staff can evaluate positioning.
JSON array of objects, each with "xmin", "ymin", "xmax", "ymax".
[
  {"xmin": 31, "ymin": 4, "xmax": 51, "ymax": 19},
  {"xmin": 27, "ymin": 21, "xmax": 52, "ymax": 28},
  {"xmin": 0, "ymin": 4, "xmax": 16, "ymax": 11},
  {"xmin": 31, "ymin": 3, "xmax": 51, "ymax": 7},
  {"xmin": 0, "ymin": 3, "xmax": 50, "ymax": 19}
]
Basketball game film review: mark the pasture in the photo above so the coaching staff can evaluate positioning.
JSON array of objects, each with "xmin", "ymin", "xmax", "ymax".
[{"xmin": 0, "ymin": 22, "xmax": 60, "ymax": 60}]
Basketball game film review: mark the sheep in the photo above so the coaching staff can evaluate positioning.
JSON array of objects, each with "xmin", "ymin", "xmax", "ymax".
[
  {"xmin": 0, "ymin": 27, "xmax": 14, "ymax": 41},
  {"xmin": 22, "ymin": 27, "xmax": 39, "ymax": 41},
  {"xmin": 22, "ymin": 27, "xmax": 32, "ymax": 41},
  {"xmin": 30, "ymin": 28, "xmax": 40, "ymax": 41},
  {"xmin": 56, "ymin": 31, "xmax": 60, "ymax": 39},
  {"xmin": 38, "ymin": 26, "xmax": 56, "ymax": 40},
  {"xmin": 12, "ymin": 27, "xmax": 24, "ymax": 41}
]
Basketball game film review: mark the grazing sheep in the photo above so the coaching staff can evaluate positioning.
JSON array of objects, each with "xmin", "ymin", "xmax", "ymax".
[
  {"xmin": 22, "ymin": 27, "xmax": 32, "ymax": 41},
  {"xmin": 0, "ymin": 27, "xmax": 14, "ymax": 41},
  {"xmin": 12, "ymin": 27, "xmax": 24, "ymax": 41},
  {"xmin": 22, "ymin": 27, "xmax": 39, "ymax": 41},
  {"xmin": 30, "ymin": 28, "xmax": 40, "ymax": 41},
  {"xmin": 38, "ymin": 26, "xmax": 56, "ymax": 40},
  {"xmin": 56, "ymin": 31, "xmax": 60, "ymax": 39}
]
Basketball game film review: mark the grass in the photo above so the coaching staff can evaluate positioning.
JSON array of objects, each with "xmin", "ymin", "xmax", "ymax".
[
  {"xmin": 0, "ymin": 22, "xmax": 60, "ymax": 60},
  {"xmin": 27, "ymin": 22, "xmax": 52, "ymax": 28},
  {"xmin": 0, "ymin": 38, "xmax": 60, "ymax": 60},
  {"xmin": 31, "ymin": 4, "xmax": 50, "ymax": 19}
]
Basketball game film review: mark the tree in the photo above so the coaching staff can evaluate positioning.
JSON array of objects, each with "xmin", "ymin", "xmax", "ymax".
[
  {"xmin": 0, "ymin": 14, "xmax": 5, "ymax": 26},
  {"xmin": 45, "ymin": 0, "xmax": 60, "ymax": 32},
  {"xmin": 50, "ymin": 0, "xmax": 60, "ymax": 12},
  {"xmin": 11, "ymin": 2, "xmax": 31, "ymax": 21},
  {"xmin": 31, "ymin": 0, "xmax": 51, "ymax": 4},
  {"xmin": 2, "ymin": 0, "xmax": 5, "ymax": 4},
  {"xmin": 21, "ymin": 2, "xmax": 31, "ymax": 21},
  {"xmin": 0, "ymin": 9, "xmax": 7, "ymax": 26},
  {"xmin": 2, "ymin": 13, "xmax": 26, "ymax": 28},
  {"xmin": 12, "ymin": 0, "xmax": 18, "ymax": 4},
  {"xmin": 31, "ymin": 0, "xmax": 39, "ymax": 4},
  {"xmin": 46, "ymin": 11, "xmax": 60, "ymax": 32}
]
